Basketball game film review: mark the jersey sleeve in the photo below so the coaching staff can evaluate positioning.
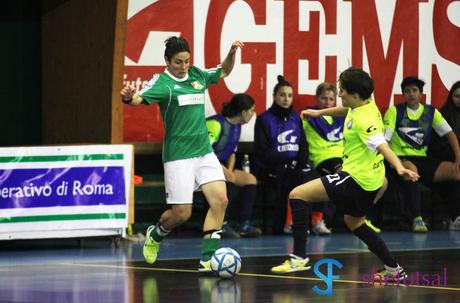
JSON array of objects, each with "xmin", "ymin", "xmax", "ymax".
[
  {"xmin": 302, "ymin": 119, "xmax": 309, "ymax": 141},
  {"xmin": 198, "ymin": 65, "xmax": 222, "ymax": 88},
  {"xmin": 432, "ymin": 108, "xmax": 452, "ymax": 137},
  {"xmin": 358, "ymin": 117, "xmax": 387, "ymax": 152},
  {"xmin": 383, "ymin": 106, "xmax": 397, "ymax": 141},
  {"xmin": 206, "ymin": 119, "xmax": 222, "ymax": 145},
  {"xmin": 138, "ymin": 74, "xmax": 166, "ymax": 104}
]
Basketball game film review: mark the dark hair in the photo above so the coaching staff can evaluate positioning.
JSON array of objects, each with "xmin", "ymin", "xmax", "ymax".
[
  {"xmin": 440, "ymin": 81, "xmax": 460, "ymax": 123},
  {"xmin": 164, "ymin": 36, "xmax": 190, "ymax": 61},
  {"xmin": 401, "ymin": 76, "xmax": 425, "ymax": 93},
  {"xmin": 316, "ymin": 82, "xmax": 337, "ymax": 97},
  {"xmin": 338, "ymin": 67, "xmax": 374, "ymax": 100},
  {"xmin": 221, "ymin": 93, "xmax": 255, "ymax": 117},
  {"xmin": 273, "ymin": 75, "xmax": 293, "ymax": 96}
]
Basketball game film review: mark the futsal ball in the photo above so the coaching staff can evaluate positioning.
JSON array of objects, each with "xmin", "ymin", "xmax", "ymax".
[{"xmin": 210, "ymin": 247, "xmax": 242, "ymax": 278}]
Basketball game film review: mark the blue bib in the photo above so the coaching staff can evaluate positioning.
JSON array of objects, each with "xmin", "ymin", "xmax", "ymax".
[
  {"xmin": 258, "ymin": 110, "xmax": 302, "ymax": 162},
  {"xmin": 306, "ymin": 106, "xmax": 344, "ymax": 142},
  {"xmin": 208, "ymin": 114, "xmax": 241, "ymax": 162},
  {"xmin": 395, "ymin": 103, "xmax": 435, "ymax": 149}
]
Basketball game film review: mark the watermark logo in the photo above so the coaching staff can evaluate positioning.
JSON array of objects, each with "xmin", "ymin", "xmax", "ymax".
[
  {"xmin": 363, "ymin": 267, "xmax": 448, "ymax": 287},
  {"xmin": 312, "ymin": 258, "xmax": 343, "ymax": 296}
]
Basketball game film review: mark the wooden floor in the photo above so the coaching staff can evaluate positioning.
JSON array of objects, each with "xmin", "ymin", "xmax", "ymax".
[{"xmin": 1, "ymin": 232, "xmax": 460, "ymax": 302}]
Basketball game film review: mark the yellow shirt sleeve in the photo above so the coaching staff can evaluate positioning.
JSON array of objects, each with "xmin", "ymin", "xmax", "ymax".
[
  {"xmin": 206, "ymin": 119, "xmax": 222, "ymax": 145},
  {"xmin": 383, "ymin": 106, "xmax": 397, "ymax": 131}
]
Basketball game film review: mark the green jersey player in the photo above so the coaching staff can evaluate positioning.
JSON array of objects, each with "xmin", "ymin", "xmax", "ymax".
[
  {"xmin": 290, "ymin": 67, "xmax": 419, "ymax": 282},
  {"xmin": 120, "ymin": 36, "xmax": 244, "ymax": 272}
]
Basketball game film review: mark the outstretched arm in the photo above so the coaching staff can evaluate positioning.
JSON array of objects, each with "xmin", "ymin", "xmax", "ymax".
[
  {"xmin": 120, "ymin": 85, "xmax": 144, "ymax": 106},
  {"xmin": 300, "ymin": 106, "xmax": 348, "ymax": 119},
  {"xmin": 220, "ymin": 41, "xmax": 244, "ymax": 78},
  {"xmin": 377, "ymin": 143, "xmax": 419, "ymax": 181}
]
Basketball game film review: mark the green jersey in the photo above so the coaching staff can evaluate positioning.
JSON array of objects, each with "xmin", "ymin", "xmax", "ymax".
[
  {"xmin": 139, "ymin": 66, "xmax": 222, "ymax": 162},
  {"xmin": 383, "ymin": 104, "xmax": 451, "ymax": 157},
  {"xmin": 342, "ymin": 99, "xmax": 386, "ymax": 191},
  {"xmin": 303, "ymin": 116, "xmax": 344, "ymax": 167}
]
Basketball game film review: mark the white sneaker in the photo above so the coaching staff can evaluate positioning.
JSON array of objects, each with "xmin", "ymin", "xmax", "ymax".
[
  {"xmin": 449, "ymin": 216, "xmax": 460, "ymax": 231},
  {"xmin": 312, "ymin": 220, "xmax": 332, "ymax": 235},
  {"xmin": 374, "ymin": 265, "xmax": 407, "ymax": 282},
  {"xmin": 283, "ymin": 224, "xmax": 292, "ymax": 234}
]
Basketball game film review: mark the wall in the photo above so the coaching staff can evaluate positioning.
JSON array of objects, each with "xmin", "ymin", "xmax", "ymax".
[
  {"xmin": 42, "ymin": 0, "xmax": 127, "ymax": 144},
  {"xmin": 0, "ymin": 1, "xmax": 42, "ymax": 147}
]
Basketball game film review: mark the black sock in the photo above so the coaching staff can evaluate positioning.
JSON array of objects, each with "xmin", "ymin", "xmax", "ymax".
[
  {"xmin": 290, "ymin": 199, "xmax": 311, "ymax": 259},
  {"xmin": 402, "ymin": 180, "xmax": 421, "ymax": 218},
  {"xmin": 225, "ymin": 182, "xmax": 236, "ymax": 221},
  {"xmin": 452, "ymin": 181, "xmax": 460, "ymax": 220},
  {"xmin": 239, "ymin": 184, "xmax": 257, "ymax": 221},
  {"xmin": 352, "ymin": 224, "xmax": 398, "ymax": 267}
]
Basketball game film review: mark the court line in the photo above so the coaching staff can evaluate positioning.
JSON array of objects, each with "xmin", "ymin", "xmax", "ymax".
[
  {"xmin": 61, "ymin": 262, "xmax": 460, "ymax": 292},
  {"xmin": 121, "ymin": 246, "xmax": 460, "ymax": 263}
]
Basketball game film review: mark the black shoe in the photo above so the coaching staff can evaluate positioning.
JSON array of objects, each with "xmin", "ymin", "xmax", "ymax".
[
  {"xmin": 222, "ymin": 223, "xmax": 240, "ymax": 239},
  {"xmin": 239, "ymin": 220, "xmax": 262, "ymax": 238}
]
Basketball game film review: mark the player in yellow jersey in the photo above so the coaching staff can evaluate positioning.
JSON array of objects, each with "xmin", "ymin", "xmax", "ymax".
[{"xmin": 272, "ymin": 67, "xmax": 418, "ymax": 281}]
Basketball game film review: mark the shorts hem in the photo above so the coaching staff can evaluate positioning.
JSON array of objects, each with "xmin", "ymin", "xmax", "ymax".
[
  {"xmin": 166, "ymin": 201, "xmax": 193, "ymax": 205},
  {"xmin": 199, "ymin": 178, "xmax": 226, "ymax": 188}
]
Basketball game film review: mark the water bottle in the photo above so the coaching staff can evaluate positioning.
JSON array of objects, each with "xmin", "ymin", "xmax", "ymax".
[{"xmin": 242, "ymin": 154, "xmax": 250, "ymax": 173}]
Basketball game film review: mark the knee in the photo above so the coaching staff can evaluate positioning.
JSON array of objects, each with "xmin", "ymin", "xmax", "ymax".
[
  {"xmin": 454, "ymin": 170, "xmax": 460, "ymax": 181},
  {"xmin": 343, "ymin": 217, "xmax": 354, "ymax": 231},
  {"xmin": 171, "ymin": 206, "xmax": 192, "ymax": 223},
  {"xmin": 247, "ymin": 173, "xmax": 257, "ymax": 185},
  {"xmin": 210, "ymin": 195, "xmax": 228, "ymax": 211},
  {"xmin": 289, "ymin": 188, "xmax": 303, "ymax": 201},
  {"xmin": 344, "ymin": 215, "xmax": 365, "ymax": 231}
]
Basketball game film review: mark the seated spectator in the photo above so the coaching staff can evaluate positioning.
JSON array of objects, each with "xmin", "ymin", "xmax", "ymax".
[
  {"xmin": 383, "ymin": 77, "xmax": 460, "ymax": 232},
  {"xmin": 428, "ymin": 81, "xmax": 460, "ymax": 230},
  {"xmin": 253, "ymin": 75, "xmax": 321, "ymax": 235},
  {"xmin": 301, "ymin": 82, "xmax": 341, "ymax": 234},
  {"xmin": 206, "ymin": 93, "xmax": 262, "ymax": 238}
]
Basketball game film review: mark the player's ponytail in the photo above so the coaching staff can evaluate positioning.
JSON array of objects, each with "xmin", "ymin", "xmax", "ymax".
[{"xmin": 221, "ymin": 93, "xmax": 255, "ymax": 118}]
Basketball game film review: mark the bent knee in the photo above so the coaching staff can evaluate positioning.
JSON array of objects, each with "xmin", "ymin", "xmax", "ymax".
[
  {"xmin": 209, "ymin": 195, "xmax": 228, "ymax": 210},
  {"xmin": 344, "ymin": 215, "xmax": 365, "ymax": 231},
  {"xmin": 247, "ymin": 174, "xmax": 257, "ymax": 185},
  {"xmin": 289, "ymin": 188, "xmax": 305, "ymax": 201}
]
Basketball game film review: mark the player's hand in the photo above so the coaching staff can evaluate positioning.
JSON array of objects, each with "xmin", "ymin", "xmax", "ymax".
[
  {"xmin": 397, "ymin": 167, "xmax": 419, "ymax": 182},
  {"xmin": 301, "ymin": 109, "xmax": 320, "ymax": 119},
  {"xmin": 120, "ymin": 85, "xmax": 135, "ymax": 102},
  {"xmin": 228, "ymin": 41, "xmax": 244, "ymax": 55}
]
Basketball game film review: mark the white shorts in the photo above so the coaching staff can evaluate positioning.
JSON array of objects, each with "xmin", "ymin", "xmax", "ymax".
[{"xmin": 163, "ymin": 152, "xmax": 225, "ymax": 204}]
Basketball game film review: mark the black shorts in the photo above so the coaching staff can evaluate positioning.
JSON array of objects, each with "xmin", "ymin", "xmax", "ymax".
[
  {"xmin": 320, "ymin": 171, "xmax": 379, "ymax": 217},
  {"xmin": 316, "ymin": 158, "xmax": 343, "ymax": 175},
  {"xmin": 398, "ymin": 156, "xmax": 441, "ymax": 186}
]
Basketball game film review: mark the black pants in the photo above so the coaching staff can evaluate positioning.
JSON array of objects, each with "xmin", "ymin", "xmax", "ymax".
[{"xmin": 269, "ymin": 166, "xmax": 320, "ymax": 234}]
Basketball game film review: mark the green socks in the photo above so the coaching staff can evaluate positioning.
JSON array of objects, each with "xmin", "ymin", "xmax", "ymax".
[{"xmin": 201, "ymin": 238, "xmax": 220, "ymax": 261}]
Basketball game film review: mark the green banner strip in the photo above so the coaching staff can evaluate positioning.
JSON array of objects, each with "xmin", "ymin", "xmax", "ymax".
[
  {"xmin": 0, "ymin": 154, "xmax": 124, "ymax": 163},
  {"xmin": 0, "ymin": 213, "xmax": 126, "ymax": 223}
]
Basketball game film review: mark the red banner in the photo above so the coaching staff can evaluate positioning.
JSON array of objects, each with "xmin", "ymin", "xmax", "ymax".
[{"xmin": 123, "ymin": 0, "xmax": 460, "ymax": 143}]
